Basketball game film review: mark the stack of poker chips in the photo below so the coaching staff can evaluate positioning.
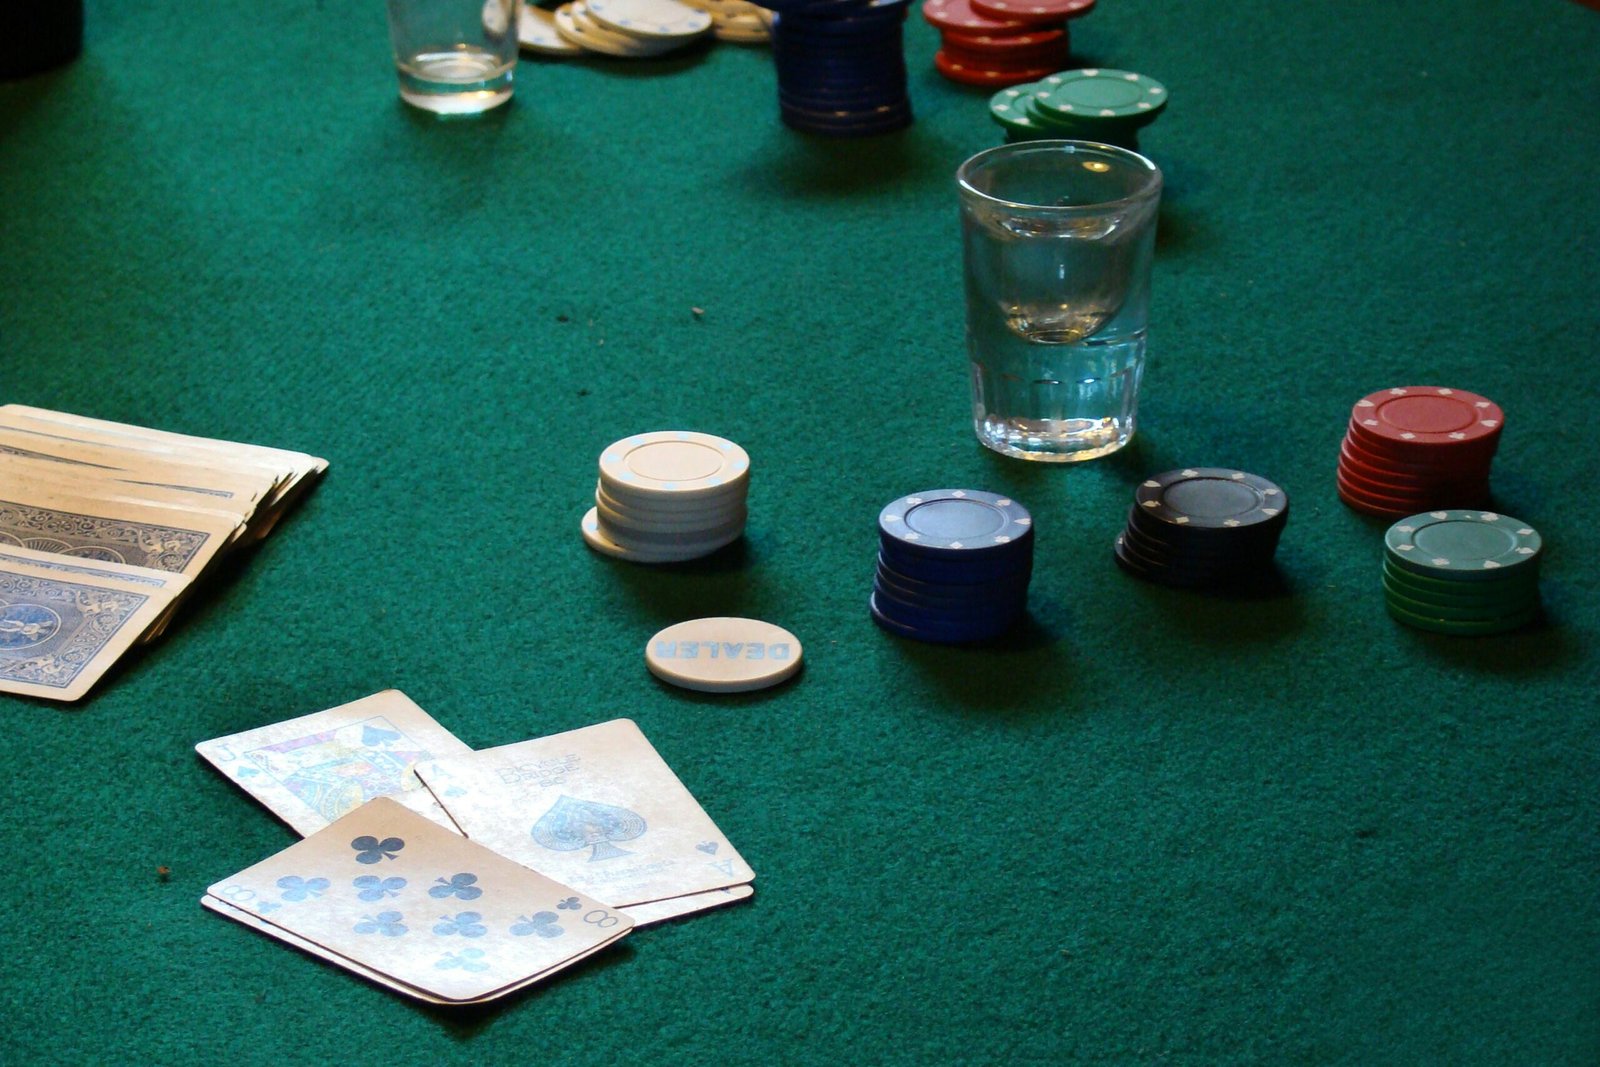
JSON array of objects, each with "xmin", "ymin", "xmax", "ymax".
[
  {"xmin": 988, "ymin": 68, "xmax": 1168, "ymax": 147},
  {"xmin": 683, "ymin": 0, "xmax": 773, "ymax": 41},
  {"xmin": 523, "ymin": 0, "xmax": 717, "ymax": 58},
  {"xmin": 870, "ymin": 489, "xmax": 1034, "ymax": 644},
  {"xmin": 922, "ymin": 0, "xmax": 1090, "ymax": 88},
  {"xmin": 1114, "ymin": 468, "xmax": 1289, "ymax": 589},
  {"xmin": 1382, "ymin": 510, "xmax": 1542, "ymax": 636},
  {"xmin": 580, "ymin": 431, "xmax": 750, "ymax": 564},
  {"xmin": 1337, "ymin": 386, "xmax": 1503, "ymax": 519},
  {"xmin": 760, "ymin": 0, "xmax": 913, "ymax": 137}
]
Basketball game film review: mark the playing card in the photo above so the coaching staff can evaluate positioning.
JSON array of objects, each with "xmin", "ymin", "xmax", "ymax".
[
  {"xmin": 200, "ymin": 894, "xmax": 625, "ymax": 1004},
  {"xmin": 622, "ymin": 885, "xmax": 754, "ymax": 927},
  {"xmin": 0, "ymin": 486, "xmax": 244, "ymax": 577},
  {"xmin": 417, "ymin": 719, "xmax": 756, "ymax": 908},
  {"xmin": 0, "ymin": 405, "xmax": 325, "ymax": 539},
  {"xmin": 0, "ymin": 557, "xmax": 178, "ymax": 701},
  {"xmin": 195, "ymin": 691, "xmax": 472, "ymax": 836},
  {"xmin": 0, "ymin": 426, "xmax": 273, "ymax": 509},
  {"xmin": 205, "ymin": 797, "xmax": 632, "ymax": 1003},
  {"xmin": 0, "ymin": 543, "xmax": 193, "ymax": 644}
]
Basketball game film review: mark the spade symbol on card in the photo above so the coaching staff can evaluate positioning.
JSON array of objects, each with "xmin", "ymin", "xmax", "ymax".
[
  {"xmin": 696, "ymin": 841, "xmax": 718, "ymax": 855},
  {"xmin": 531, "ymin": 795, "xmax": 646, "ymax": 862},
  {"xmin": 361, "ymin": 724, "xmax": 403, "ymax": 747}
]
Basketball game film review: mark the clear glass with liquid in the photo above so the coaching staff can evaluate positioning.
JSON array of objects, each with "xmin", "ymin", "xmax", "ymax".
[
  {"xmin": 386, "ymin": 0, "xmax": 517, "ymax": 114},
  {"xmin": 957, "ymin": 141, "xmax": 1162, "ymax": 462}
]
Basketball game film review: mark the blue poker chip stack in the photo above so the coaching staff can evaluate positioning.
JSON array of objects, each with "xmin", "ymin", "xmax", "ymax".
[
  {"xmin": 871, "ymin": 489, "xmax": 1034, "ymax": 643},
  {"xmin": 762, "ymin": 0, "xmax": 914, "ymax": 137}
]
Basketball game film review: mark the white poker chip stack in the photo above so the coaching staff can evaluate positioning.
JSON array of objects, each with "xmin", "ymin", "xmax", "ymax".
[{"xmin": 580, "ymin": 431, "xmax": 751, "ymax": 563}]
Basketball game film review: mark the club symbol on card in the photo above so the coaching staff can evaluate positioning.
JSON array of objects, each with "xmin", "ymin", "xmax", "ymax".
[
  {"xmin": 428, "ymin": 873, "xmax": 483, "ymax": 901},
  {"xmin": 556, "ymin": 897, "xmax": 581, "ymax": 911},
  {"xmin": 351, "ymin": 835, "xmax": 405, "ymax": 864},
  {"xmin": 510, "ymin": 912, "xmax": 565, "ymax": 939},
  {"xmin": 353, "ymin": 911, "xmax": 408, "ymax": 937},
  {"xmin": 257, "ymin": 902, "xmax": 282, "ymax": 915},
  {"xmin": 531, "ymin": 795, "xmax": 646, "ymax": 862},
  {"xmin": 353, "ymin": 875, "xmax": 407, "ymax": 901},
  {"xmin": 435, "ymin": 948, "xmax": 489, "ymax": 972},
  {"xmin": 236, "ymin": 767, "xmax": 260, "ymax": 779},
  {"xmin": 696, "ymin": 841, "xmax": 719, "ymax": 855},
  {"xmin": 433, "ymin": 911, "xmax": 487, "ymax": 938},
  {"xmin": 276, "ymin": 875, "xmax": 331, "ymax": 902}
]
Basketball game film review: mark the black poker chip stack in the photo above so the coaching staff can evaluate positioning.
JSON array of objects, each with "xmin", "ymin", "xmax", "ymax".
[
  {"xmin": 1113, "ymin": 468, "xmax": 1290, "ymax": 588},
  {"xmin": 760, "ymin": 0, "xmax": 914, "ymax": 136}
]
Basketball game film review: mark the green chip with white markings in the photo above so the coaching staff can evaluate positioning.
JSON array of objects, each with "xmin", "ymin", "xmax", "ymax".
[
  {"xmin": 1384, "ymin": 510, "xmax": 1542, "ymax": 581},
  {"xmin": 988, "ymin": 83, "xmax": 1043, "ymax": 134},
  {"xmin": 1035, "ymin": 68, "xmax": 1168, "ymax": 125},
  {"xmin": 1384, "ymin": 597, "xmax": 1539, "ymax": 636}
]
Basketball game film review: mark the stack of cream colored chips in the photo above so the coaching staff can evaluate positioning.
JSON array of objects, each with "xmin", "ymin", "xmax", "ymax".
[
  {"xmin": 520, "ymin": 0, "xmax": 725, "ymax": 58},
  {"xmin": 581, "ymin": 431, "xmax": 750, "ymax": 563}
]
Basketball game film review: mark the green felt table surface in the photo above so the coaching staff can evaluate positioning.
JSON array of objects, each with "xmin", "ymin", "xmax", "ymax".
[{"xmin": 3, "ymin": 0, "xmax": 1599, "ymax": 1062}]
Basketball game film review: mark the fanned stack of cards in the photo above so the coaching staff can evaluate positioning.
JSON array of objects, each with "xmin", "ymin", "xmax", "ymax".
[
  {"xmin": 0, "ymin": 405, "xmax": 326, "ymax": 702},
  {"xmin": 197, "ymin": 692, "xmax": 755, "ymax": 1004}
]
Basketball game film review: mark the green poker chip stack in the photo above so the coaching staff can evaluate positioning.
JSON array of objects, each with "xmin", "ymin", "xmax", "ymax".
[
  {"xmin": 989, "ymin": 68, "xmax": 1167, "ymax": 148},
  {"xmin": 1381, "ymin": 510, "xmax": 1543, "ymax": 635}
]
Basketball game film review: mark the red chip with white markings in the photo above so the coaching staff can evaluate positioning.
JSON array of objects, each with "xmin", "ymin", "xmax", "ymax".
[{"xmin": 1349, "ymin": 386, "xmax": 1505, "ymax": 450}]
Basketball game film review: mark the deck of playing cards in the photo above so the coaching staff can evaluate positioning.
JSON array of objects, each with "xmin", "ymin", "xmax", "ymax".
[
  {"xmin": 199, "ymin": 696, "xmax": 755, "ymax": 1003},
  {"xmin": 0, "ymin": 405, "xmax": 326, "ymax": 701}
]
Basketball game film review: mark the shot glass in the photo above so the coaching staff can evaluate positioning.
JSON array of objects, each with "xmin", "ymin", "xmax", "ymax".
[
  {"xmin": 385, "ymin": 0, "xmax": 518, "ymax": 114},
  {"xmin": 956, "ymin": 140, "xmax": 1163, "ymax": 462}
]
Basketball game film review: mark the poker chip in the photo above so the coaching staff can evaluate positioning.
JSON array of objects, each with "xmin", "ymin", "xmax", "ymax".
[
  {"xmin": 519, "ymin": 4, "xmax": 585, "ymax": 53},
  {"xmin": 968, "ymin": 0, "xmax": 1092, "ymax": 23},
  {"xmin": 581, "ymin": 431, "xmax": 751, "ymax": 564},
  {"xmin": 925, "ymin": 0, "xmax": 1075, "ymax": 88},
  {"xmin": 988, "ymin": 83, "xmax": 1044, "ymax": 137},
  {"xmin": 645, "ymin": 617, "xmax": 803, "ymax": 692},
  {"xmin": 586, "ymin": 0, "xmax": 712, "ymax": 37},
  {"xmin": 1336, "ymin": 387, "xmax": 1505, "ymax": 517},
  {"xmin": 599, "ymin": 431, "xmax": 749, "ymax": 499},
  {"xmin": 877, "ymin": 489, "xmax": 1033, "ymax": 556},
  {"xmin": 764, "ymin": 0, "xmax": 914, "ymax": 138},
  {"xmin": 1384, "ymin": 510, "xmax": 1540, "ymax": 580},
  {"xmin": 870, "ymin": 488, "xmax": 1033, "ymax": 643},
  {"xmin": 922, "ymin": 0, "xmax": 1030, "ymax": 34},
  {"xmin": 1378, "ymin": 510, "xmax": 1542, "ymax": 636},
  {"xmin": 1114, "ymin": 468, "xmax": 1289, "ymax": 590}
]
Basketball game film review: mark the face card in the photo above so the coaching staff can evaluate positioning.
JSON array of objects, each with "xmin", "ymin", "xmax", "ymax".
[
  {"xmin": 195, "ymin": 691, "xmax": 471, "ymax": 835},
  {"xmin": 0, "ymin": 557, "xmax": 177, "ymax": 702},
  {"xmin": 205, "ymin": 797, "xmax": 632, "ymax": 1003},
  {"xmin": 417, "ymin": 719, "xmax": 755, "ymax": 907}
]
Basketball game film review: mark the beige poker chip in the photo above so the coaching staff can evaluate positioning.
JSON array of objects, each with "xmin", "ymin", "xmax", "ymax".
[{"xmin": 645, "ymin": 617, "xmax": 802, "ymax": 693}]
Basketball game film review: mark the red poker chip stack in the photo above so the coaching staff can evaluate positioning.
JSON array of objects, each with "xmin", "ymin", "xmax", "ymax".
[
  {"xmin": 922, "ymin": 0, "xmax": 1091, "ymax": 88},
  {"xmin": 1336, "ymin": 386, "xmax": 1505, "ymax": 518}
]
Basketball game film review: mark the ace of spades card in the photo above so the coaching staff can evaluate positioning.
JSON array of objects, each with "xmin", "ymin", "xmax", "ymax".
[
  {"xmin": 205, "ymin": 798, "xmax": 631, "ymax": 1004},
  {"xmin": 416, "ymin": 719, "xmax": 755, "ymax": 914}
]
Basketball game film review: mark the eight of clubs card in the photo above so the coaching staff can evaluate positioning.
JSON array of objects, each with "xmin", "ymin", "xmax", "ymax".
[
  {"xmin": 418, "ymin": 719, "xmax": 755, "ymax": 907},
  {"xmin": 205, "ymin": 797, "xmax": 632, "ymax": 1003}
]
